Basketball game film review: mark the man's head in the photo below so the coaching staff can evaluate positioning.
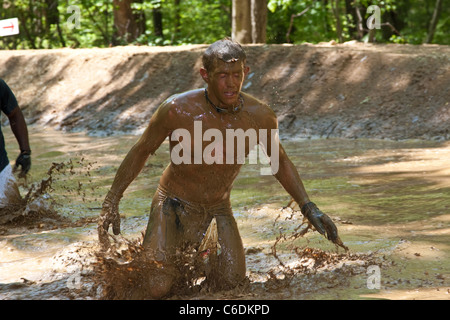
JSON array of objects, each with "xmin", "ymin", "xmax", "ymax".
[
  {"xmin": 202, "ymin": 37, "xmax": 247, "ymax": 73},
  {"xmin": 200, "ymin": 38, "xmax": 249, "ymax": 109}
]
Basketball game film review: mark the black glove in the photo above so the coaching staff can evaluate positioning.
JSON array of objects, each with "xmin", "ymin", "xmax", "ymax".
[
  {"xmin": 14, "ymin": 150, "xmax": 31, "ymax": 176},
  {"xmin": 301, "ymin": 201, "xmax": 338, "ymax": 241}
]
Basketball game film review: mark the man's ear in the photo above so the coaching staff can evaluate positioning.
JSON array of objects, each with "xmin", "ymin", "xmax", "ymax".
[
  {"xmin": 200, "ymin": 67, "xmax": 209, "ymax": 83},
  {"xmin": 244, "ymin": 65, "xmax": 250, "ymax": 77}
]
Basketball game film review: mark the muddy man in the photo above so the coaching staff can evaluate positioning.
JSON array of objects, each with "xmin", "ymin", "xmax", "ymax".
[{"xmin": 98, "ymin": 38, "xmax": 340, "ymax": 298}]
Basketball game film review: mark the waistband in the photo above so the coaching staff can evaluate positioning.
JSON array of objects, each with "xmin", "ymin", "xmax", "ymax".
[{"xmin": 156, "ymin": 184, "xmax": 232, "ymax": 216}]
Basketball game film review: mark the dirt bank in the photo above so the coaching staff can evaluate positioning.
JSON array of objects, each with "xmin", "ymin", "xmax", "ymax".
[{"xmin": 0, "ymin": 42, "xmax": 449, "ymax": 140}]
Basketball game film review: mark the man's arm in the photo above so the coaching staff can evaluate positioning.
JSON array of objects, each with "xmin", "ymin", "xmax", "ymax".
[
  {"xmin": 98, "ymin": 100, "xmax": 173, "ymax": 248},
  {"xmin": 254, "ymin": 106, "xmax": 309, "ymax": 206},
  {"xmin": 7, "ymin": 107, "xmax": 31, "ymax": 176},
  {"xmin": 273, "ymin": 144, "xmax": 310, "ymax": 207},
  {"xmin": 275, "ymin": 142, "xmax": 340, "ymax": 242},
  {"xmin": 258, "ymin": 108, "xmax": 339, "ymax": 242},
  {"xmin": 106, "ymin": 118, "xmax": 169, "ymax": 201},
  {"xmin": 7, "ymin": 106, "xmax": 30, "ymax": 152}
]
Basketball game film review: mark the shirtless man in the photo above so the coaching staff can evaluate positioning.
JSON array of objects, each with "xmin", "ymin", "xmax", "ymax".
[{"xmin": 98, "ymin": 38, "xmax": 339, "ymax": 298}]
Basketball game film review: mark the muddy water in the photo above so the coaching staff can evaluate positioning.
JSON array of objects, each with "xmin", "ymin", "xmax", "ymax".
[{"xmin": 1, "ymin": 126, "xmax": 449, "ymax": 300}]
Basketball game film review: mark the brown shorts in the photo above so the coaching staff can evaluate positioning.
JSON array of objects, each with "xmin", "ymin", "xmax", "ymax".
[{"xmin": 143, "ymin": 185, "xmax": 246, "ymax": 285}]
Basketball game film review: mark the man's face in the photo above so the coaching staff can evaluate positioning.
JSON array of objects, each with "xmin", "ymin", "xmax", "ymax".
[{"xmin": 201, "ymin": 60, "xmax": 249, "ymax": 108}]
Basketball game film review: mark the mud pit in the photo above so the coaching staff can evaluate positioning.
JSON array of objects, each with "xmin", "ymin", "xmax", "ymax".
[
  {"xmin": 0, "ymin": 43, "xmax": 449, "ymax": 300},
  {"xmin": 1, "ymin": 128, "xmax": 448, "ymax": 300}
]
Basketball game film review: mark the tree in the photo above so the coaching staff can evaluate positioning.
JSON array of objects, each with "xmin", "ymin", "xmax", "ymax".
[
  {"xmin": 251, "ymin": 0, "xmax": 267, "ymax": 43},
  {"xmin": 45, "ymin": 0, "xmax": 65, "ymax": 47},
  {"xmin": 171, "ymin": 0, "xmax": 181, "ymax": 44},
  {"xmin": 425, "ymin": 0, "xmax": 443, "ymax": 43},
  {"xmin": 113, "ymin": 0, "xmax": 143, "ymax": 43},
  {"xmin": 0, "ymin": 0, "xmax": 448, "ymax": 49},
  {"xmin": 152, "ymin": 0, "xmax": 163, "ymax": 38},
  {"xmin": 232, "ymin": 0, "xmax": 267, "ymax": 44},
  {"xmin": 331, "ymin": 0, "xmax": 343, "ymax": 43},
  {"xmin": 232, "ymin": 0, "xmax": 252, "ymax": 43}
]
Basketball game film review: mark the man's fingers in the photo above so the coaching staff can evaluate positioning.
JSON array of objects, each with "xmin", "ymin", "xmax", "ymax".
[
  {"xmin": 98, "ymin": 200, "xmax": 121, "ymax": 249},
  {"xmin": 98, "ymin": 224, "xmax": 111, "ymax": 250},
  {"xmin": 311, "ymin": 217, "xmax": 326, "ymax": 236},
  {"xmin": 99, "ymin": 213, "xmax": 120, "ymax": 235},
  {"xmin": 301, "ymin": 202, "xmax": 342, "ymax": 244},
  {"xmin": 320, "ymin": 215, "xmax": 338, "ymax": 241},
  {"xmin": 112, "ymin": 216, "xmax": 121, "ymax": 235}
]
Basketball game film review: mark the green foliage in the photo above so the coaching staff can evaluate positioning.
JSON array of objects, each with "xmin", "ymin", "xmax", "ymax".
[
  {"xmin": 0, "ymin": 0, "xmax": 448, "ymax": 49},
  {"xmin": 135, "ymin": 0, "xmax": 231, "ymax": 46},
  {"xmin": 267, "ymin": 0, "xmax": 449, "ymax": 45}
]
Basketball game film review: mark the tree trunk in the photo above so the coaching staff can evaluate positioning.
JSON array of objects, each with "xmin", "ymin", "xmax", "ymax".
[
  {"xmin": 425, "ymin": 0, "xmax": 443, "ymax": 43},
  {"xmin": 232, "ymin": 0, "xmax": 267, "ymax": 44},
  {"xmin": 171, "ymin": 0, "xmax": 181, "ymax": 44},
  {"xmin": 331, "ymin": 0, "xmax": 343, "ymax": 43},
  {"xmin": 152, "ymin": 3, "xmax": 163, "ymax": 38},
  {"xmin": 232, "ymin": 0, "xmax": 252, "ymax": 43},
  {"xmin": 344, "ymin": 0, "xmax": 357, "ymax": 39},
  {"xmin": 355, "ymin": 6, "xmax": 364, "ymax": 40},
  {"xmin": 113, "ymin": 0, "xmax": 139, "ymax": 43},
  {"xmin": 134, "ymin": 0, "xmax": 146, "ymax": 39},
  {"xmin": 45, "ymin": 0, "xmax": 59, "ymax": 25},
  {"xmin": 46, "ymin": 0, "xmax": 66, "ymax": 47},
  {"xmin": 250, "ymin": 0, "xmax": 267, "ymax": 43}
]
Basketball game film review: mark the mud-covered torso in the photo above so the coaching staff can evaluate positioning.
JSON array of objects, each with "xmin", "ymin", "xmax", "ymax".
[{"xmin": 158, "ymin": 89, "xmax": 272, "ymax": 205}]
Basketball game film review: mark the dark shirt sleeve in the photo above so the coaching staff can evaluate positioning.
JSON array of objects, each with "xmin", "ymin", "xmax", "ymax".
[{"xmin": 0, "ymin": 78, "xmax": 19, "ymax": 115}]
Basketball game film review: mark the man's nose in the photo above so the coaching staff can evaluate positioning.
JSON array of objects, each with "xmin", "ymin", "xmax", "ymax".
[{"xmin": 225, "ymin": 75, "xmax": 235, "ymax": 87}]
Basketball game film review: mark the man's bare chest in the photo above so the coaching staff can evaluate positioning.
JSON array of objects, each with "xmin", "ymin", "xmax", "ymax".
[{"xmin": 169, "ymin": 110, "xmax": 261, "ymax": 165}]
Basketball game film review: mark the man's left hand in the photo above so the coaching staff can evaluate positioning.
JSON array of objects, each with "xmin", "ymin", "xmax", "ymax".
[{"xmin": 301, "ymin": 202, "xmax": 338, "ymax": 241}]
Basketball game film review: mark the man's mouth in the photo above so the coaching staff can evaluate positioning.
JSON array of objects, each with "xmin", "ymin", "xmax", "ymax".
[{"xmin": 224, "ymin": 91, "xmax": 237, "ymax": 98}]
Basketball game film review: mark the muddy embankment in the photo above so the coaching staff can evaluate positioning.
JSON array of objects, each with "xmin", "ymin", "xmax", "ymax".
[{"xmin": 0, "ymin": 42, "xmax": 449, "ymax": 140}]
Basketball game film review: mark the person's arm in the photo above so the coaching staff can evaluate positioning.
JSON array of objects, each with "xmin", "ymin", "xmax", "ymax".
[
  {"xmin": 255, "ymin": 106, "xmax": 309, "ymax": 206},
  {"xmin": 259, "ymin": 108, "xmax": 339, "ymax": 242},
  {"xmin": 98, "ymin": 100, "xmax": 173, "ymax": 249},
  {"xmin": 7, "ymin": 106, "xmax": 31, "ymax": 176},
  {"xmin": 274, "ymin": 144, "xmax": 310, "ymax": 207},
  {"xmin": 8, "ymin": 106, "xmax": 30, "ymax": 152},
  {"xmin": 274, "ymin": 144, "xmax": 338, "ymax": 241}
]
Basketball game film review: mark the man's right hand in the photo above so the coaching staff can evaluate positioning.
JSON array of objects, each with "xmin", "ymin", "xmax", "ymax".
[
  {"xmin": 98, "ymin": 192, "xmax": 121, "ymax": 249},
  {"xmin": 14, "ymin": 150, "xmax": 31, "ymax": 177}
]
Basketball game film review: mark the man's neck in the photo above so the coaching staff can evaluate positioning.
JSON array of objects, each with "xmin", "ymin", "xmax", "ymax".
[{"xmin": 204, "ymin": 89, "xmax": 243, "ymax": 114}]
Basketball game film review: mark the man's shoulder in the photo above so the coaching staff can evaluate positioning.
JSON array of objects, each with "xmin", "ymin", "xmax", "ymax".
[
  {"xmin": 155, "ymin": 89, "xmax": 204, "ymax": 122},
  {"xmin": 242, "ymin": 92, "xmax": 277, "ymax": 127},
  {"xmin": 159, "ymin": 89, "xmax": 203, "ymax": 112},
  {"xmin": 242, "ymin": 92, "xmax": 271, "ymax": 112},
  {"xmin": 164, "ymin": 89, "xmax": 203, "ymax": 105}
]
